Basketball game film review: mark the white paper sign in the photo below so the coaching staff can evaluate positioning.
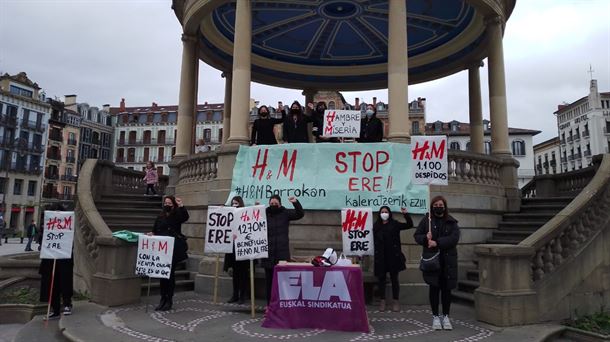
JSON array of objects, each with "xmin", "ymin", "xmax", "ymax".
[
  {"xmin": 135, "ymin": 235, "xmax": 175, "ymax": 279},
  {"xmin": 204, "ymin": 206, "xmax": 235, "ymax": 254},
  {"xmin": 410, "ymin": 135, "xmax": 449, "ymax": 186},
  {"xmin": 322, "ymin": 110, "xmax": 361, "ymax": 138},
  {"xmin": 232, "ymin": 205, "xmax": 268, "ymax": 261},
  {"xmin": 341, "ymin": 208, "xmax": 374, "ymax": 256},
  {"xmin": 40, "ymin": 211, "xmax": 75, "ymax": 259}
]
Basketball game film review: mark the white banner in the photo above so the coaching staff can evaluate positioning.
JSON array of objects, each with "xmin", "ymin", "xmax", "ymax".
[
  {"xmin": 135, "ymin": 235, "xmax": 175, "ymax": 279},
  {"xmin": 410, "ymin": 135, "xmax": 449, "ymax": 186},
  {"xmin": 204, "ymin": 206, "xmax": 235, "ymax": 254},
  {"xmin": 40, "ymin": 211, "xmax": 75, "ymax": 259},
  {"xmin": 322, "ymin": 110, "xmax": 361, "ymax": 138},
  {"xmin": 341, "ymin": 208, "xmax": 374, "ymax": 256},
  {"xmin": 233, "ymin": 205, "xmax": 268, "ymax": 261}
]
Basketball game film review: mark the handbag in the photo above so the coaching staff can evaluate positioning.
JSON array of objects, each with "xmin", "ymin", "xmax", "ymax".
[
  {"xmin": 419, "ymin": 251, "xmax": 440, "ymax": 272},
  {"xmin": 335, "ymin": 253, "xmax": 352, "ymax": 266}
]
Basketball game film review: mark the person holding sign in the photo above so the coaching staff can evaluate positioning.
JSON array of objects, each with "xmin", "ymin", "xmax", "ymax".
[
  {"xmin": 223, "ymin": 196, "xmax": 252, "ymax": 304},
  {"xmin": 251, "ymin": 105, "xmax": 285, "ymax": 145},
  {"xmin": 262, "ymin": 195, "xmax": 304, "ymax": 305},
  {"xmin": 413, "ymin": 196, "xmax": 460, "ymax": 331},
  {"xmin": 150, "ymin": 196, "xmax": 190, "ymax": 311},
  {"xmin": 373, "ymin": 206, "xmax": 414, "ymax": 312},
  {"xmin": 310, "ymin": 101, "xmax": 338, "ymax": 143},
  {"xmin": 357, "ymin": 104, "xmax": 383, "ymax": 143},
  {"xmin": 283, "ymin": 101, "xmax": 311, "ymax": 143}
]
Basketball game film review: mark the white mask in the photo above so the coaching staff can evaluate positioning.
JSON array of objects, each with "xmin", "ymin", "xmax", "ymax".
[{"xmin": 380, "ymin": 213, "xmax": 390, "ymax": 221}]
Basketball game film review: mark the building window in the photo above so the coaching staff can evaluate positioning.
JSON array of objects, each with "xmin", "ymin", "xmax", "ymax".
[
  {"xmin": 0, "ymin": 177, "xmax": 6, "ymax": 194},
  {"xmin": 434, "ymin": 121, "xmax": 442, "ymax": 132},
  {"xmin": 328, "ymin": 101, "xmax": 336, "ymax": 110},
  {"xmin": 9, "ymin": 85, "xmax": 33, "ymax": 98},
  {"xmin": 511, "ymin": 140, "xmax": 525, "ymax": 156},
  {"xmin": 218, "ymin": 128, "xmax": 223, "ymax": 143},
  {"xmin": 449, "ymin": 141, "xmax": 460, "ymax": 150},
  {"xmin": 450, "ymin": 122, "xmax": 458, "ymax": 132},
  {"xmin": 411, "ymin": 121, "xmax": 419, "ymax": 135},
  {"xmin": 466, "ymin": 142, "xmax": 471, "ymax": 151},
  {"xmin": 13, "ymin": 179, "xmax": 23, "ymax": 195},
  {"xmin": 484, "ymin": 141, "xmax": 492, "ymax": 155},
  {"xmin": 27, "ymin": 181, "xmax": 36, "ymax": 196},
  {"xmin": 204, "ymin": 129, "xmax": 212, "ymax": 143}
]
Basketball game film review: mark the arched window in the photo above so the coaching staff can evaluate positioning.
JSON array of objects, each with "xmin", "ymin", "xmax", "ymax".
[
  {"xmin": 466, "ymin": 141, "xmax": 471, "ymax": 151},
  {"xmin": 511, "ymin": 140, "xmax": 525, "ymax": 156},
  {"xmin": 484, "ymin": 141, "xmax": 492, "ymax": 155},
  {"xmin": 449, "ymin": 141, "xmax": 460, "ymax": 150},
  {"xmin": 328, "ymin": 101, "xmax": 336, "ymax": 110}
]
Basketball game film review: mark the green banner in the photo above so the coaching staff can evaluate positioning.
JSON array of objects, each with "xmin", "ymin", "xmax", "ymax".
[{"xmin": 226, "ymin": 143, "xmax": 429, "ymax": 213}]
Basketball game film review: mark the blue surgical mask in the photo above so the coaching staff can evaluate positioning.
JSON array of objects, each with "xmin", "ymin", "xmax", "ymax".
[{"xmin": 366, "ymin": 110, "xmax": 374, "ymax": 117}]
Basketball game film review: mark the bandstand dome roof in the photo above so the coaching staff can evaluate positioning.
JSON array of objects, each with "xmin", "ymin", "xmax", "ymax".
[{"xmin": 173, "ymin": 0, "xmax": 516, "ymax": 91}]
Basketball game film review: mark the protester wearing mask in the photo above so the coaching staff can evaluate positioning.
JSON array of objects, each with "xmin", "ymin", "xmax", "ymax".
[
  {"xmin": 261, "ymin": 195, "xmax": 304, "ymax": 306},
  {"xmin": 150, "ymin": 196, "xmax": 190, "ymax": 311},
  {"xmin": 357, "ymin": 104, "xmax": 383, "ymax": 142},
  {"xmin": 282, "ymin": 101, "xmax": 310, "ymax": 143},
  {"xmin": 251, "ymin": 105, "xmax": 285, "ymax": 145},
  {"xmin": 373, "ymin": 206, "xmax": 414, "ymax": 312},
  {"xmin": 413, "ymin": 196, "xmax": 460, "ymax": 331},
  {"xmin": 310, "ymin": 101, "xmax": 338, "ymax": 143},
  {"xmin": 223, "ymin": 196, "xmax": 251, "ymax": 304}
]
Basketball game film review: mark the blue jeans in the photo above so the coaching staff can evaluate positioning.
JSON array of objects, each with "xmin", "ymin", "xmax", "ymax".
[{"xmin": 25, "ymin": 236, "xmax": 33, "ymax": 251}]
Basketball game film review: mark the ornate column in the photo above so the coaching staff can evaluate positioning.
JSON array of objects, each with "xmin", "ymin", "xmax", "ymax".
[
  {"xmin": 469, "ymin": 61, "xmax": 484, "ymax": 154},
  {"xmin": 387, "ymin": 0, "xmax": 410, "ymax": 143},
  {"xmin": 175, "ymin": 34, "xmax": 198, "ymax": 157},
  {"xmin": 222, "ymin": 72, "xmax": 232, "ymax": 144},
  {"xmin": 227, "ymin": 0, "xmax": 252, "ymax": 145},
  {"xmin": 487, "ymin": 16, "xmax": 510, "ymax": 156}
]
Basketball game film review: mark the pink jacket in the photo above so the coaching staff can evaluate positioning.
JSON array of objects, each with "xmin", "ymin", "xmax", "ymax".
[{"xmin": 144, "ymin": 168, "xmax": 158, "ymax": 184}]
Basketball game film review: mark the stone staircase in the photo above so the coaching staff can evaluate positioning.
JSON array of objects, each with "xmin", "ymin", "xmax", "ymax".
[
  {"xmin": 95, "ymin": 193, "xmax": 196, "ymax": 295},
  {"xmin": 452, "ymin": 196, "xmax": 573, "ymax": 304}
]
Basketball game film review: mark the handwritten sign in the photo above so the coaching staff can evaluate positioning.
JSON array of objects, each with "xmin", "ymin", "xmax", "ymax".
[
  {"xmin": 204, "ymin": 206, "xmax": 235, "ymax": 254},
  {"xmin": 322, "ymin": 110, "xmax": 361, "ymax": 138},
  {"xmin": 135, "ymin": 235, "xmax": 175, "ymax": 279},
  {"xmin": 40, "ymin": 211, "xmax": 74, "ymax": 259},
  {"xmin": 226, "ymin": 144, "xmax": 429, "ymax": 213},
  {"xmin": 341, "ymin": 208, "xmax": 374, "ymax": 256},
  {"xmin": 233, "ymin": 205, "xmax": 268, "ymax": 261},
  {"xmin": 410, "ymin": 136, "xmax": 448, "ymax": 186}
]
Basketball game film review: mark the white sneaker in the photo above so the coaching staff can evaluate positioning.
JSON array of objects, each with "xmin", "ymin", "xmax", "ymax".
[
  {"xmin": 442, "ymin": 315, "xmax": 453, "ymax": 330},
  {"xmin": 432, "ymin": 315, "xmax": 442, "ymax": 330}
]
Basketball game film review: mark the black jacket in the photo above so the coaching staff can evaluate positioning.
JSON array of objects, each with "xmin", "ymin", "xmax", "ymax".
[
  {"xmin": 260, "ymin": 200, "xmax": 305, "ymax": 268},
  {"xmin": 358, "ymin": 116, "xmax": 383, "ymax": 142},
  {"xmin": 413, "ymin": 214, "xmax": 460, "ymax": 289},
  {"xmin": 251, "ymin": 114, "xmax": 285, "ymax": 145},
  {"xmin": 283, "ymin": 114, "xmax": 311, "ymax": 143},
  {"xmin": 153, "ymin": 207, "xmax": 190, "ymax": 237},
  {"xmin": 373, "ymin": 213, "xmax": 414, "ymax": 277},
  {"xmin": 311, "ymin": 111, "xmax": 339, "ymax": 143}
]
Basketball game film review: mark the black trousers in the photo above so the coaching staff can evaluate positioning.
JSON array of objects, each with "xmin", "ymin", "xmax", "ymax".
[
  {"xmin": 49, "ymin": 272, "xmax": 72, "ymax": 314},
  {"xmin": 264, "ymin": 267, "xmax": 274, "ymax": 305},
  {"xmin": 232, "ymin": 261, "xmax": 250, "ymax": 299},
  {"xmin": 159, "ymin": 265, "xmax": 176, "ymax": 299},
  {"xmin": 429, "ymin": 276, "xmax": 452, "ymax": 316},
  {"xmin": 378, "ymin": 271, "xmax": 400, "ymax": 300},
  {"xmin": 146, "ymin": 184, "xmax": 157, "ymax": 195}
]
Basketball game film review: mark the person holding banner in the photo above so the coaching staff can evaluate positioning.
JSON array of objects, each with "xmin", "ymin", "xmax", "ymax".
[
  {"xmin": 150, "ymin": 196, "xmax": 190, "ymax": 311},
  {"xmin": 413, "ymin": 196, "xmax": 460, "ymax": 331},
  {"xmin": 357, "ymin": 104, "xmax": 383, "ymax": 143},
  {"xmin": 223, "ymin": 196, "xmax": 252, "ymax": 304},
  {"xmin": 373, "ymin": 206, "xmax": 414, "ymax": 312},
  {"xmin": 283, "ymin": 101, "xmax": 311, "ymax": 143},
  {"xmin": 310, "ymin": 101, "xmax": 338, "ymax": 143},
  {"xmin": 251, "ymin": 105, "xmax": 285, "ymax": 145},
  {"xmin": 262, "ymin": 195, "xmax": 304, "ymax": 305}
]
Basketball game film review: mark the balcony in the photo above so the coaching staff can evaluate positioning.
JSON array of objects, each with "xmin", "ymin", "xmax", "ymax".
[
  {"xmin": 49, "ymin": 134, "xmax": 63, "ymax": 143},
  {"xmin": 568, "ymin": 155, "xmax": 574, "ymax": 161},
  {"xmin": 550, "ymin": 159, "xmax": 557, "ymax": 167},
  {"xmin": 560, "ymin": 157, "xmax": 567, "ymax": 164},
  {"xmin": 560, "ymin": 139, "xmax": 566, "ymax": 145},
  {"xmin": 65, "ymin": 156, "xmax": 76, "ymax": 164},
  {"xmin": 47, "ymin": 153, "xmax": 62, "ymax": 161},
  {"xmin": 45, "ymin": 172, "xmax": 59, "ymax": 180},
  {"xmin": 42, "ymin": 191, "xmax": 73, "ymax": 201},
  {"xmin": 117, "ymin": 138, "xmax": 175, "ymax": 146},
  {"xmin": 0, "ymin": 114, "xmax": 18, "ymax": 127},
  {"xmin": 584, "ymin": 150, "xmax": 592, "ymax": 157},
  {"xmin": 21, "ymin": 120, "xmax": 47, "ymax": 133},
  {"xmin": 567, "ymin": 136, "xmax": 573, "ymax": 143},
  {"xmin": 575, "ymin": 152, "xmax": 582, "ymax": 159},
  {"xmin": 67, "ymin": 139, "xmax": 78, "ymax": 146},
  {"xmin": 61, "ymin": 175, "xmax": 78, "ymax": 182},
  {"xmin": 574, "ymin": 133, "xmax": 581, "ymax": 142},
  {"xmin": 582, "ymin": 130, "xmax": 590, "ymax": 138}
]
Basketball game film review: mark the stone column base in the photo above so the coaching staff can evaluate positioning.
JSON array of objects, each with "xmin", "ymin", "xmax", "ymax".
[
  {"xmin": 475, "ymin": 288, "xmax": 538, "ymax": 326},
  {"xmin": 91, "ymin": 273, "xmax": 141, "ymax": 306}
]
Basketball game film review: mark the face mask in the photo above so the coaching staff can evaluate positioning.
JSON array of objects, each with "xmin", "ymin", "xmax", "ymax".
[
  {"xmin": 290, "ymin": 108, "xmax": 300, "ymax": 115},
  {"xmin": 232, "ymin": 203, "xmax": 239, "ymax": 208},
  {"xmin": 433, "ymin": 207, "xmax": 445, "ymax": 216},
  {"xmin": 163, "ymin": 205, "xmax": 173, "ymax": 212},
  {"xmin": 268, "ymin": 205, "xmax": 281, "ymax": 214},
  {"xmin": 366, "ymin": 110, "xmax": 374, "ymax": 117},
  {"xmin": 260, "ymin": 112, "xmax": 268, "ymax": 117},
  {"xmin": 316, "ymin": 107, "xmax": 324, "ymax": 113},
  {"xmin": 380, "ymin": 213, "xmax": 390, "ymax": 221}
]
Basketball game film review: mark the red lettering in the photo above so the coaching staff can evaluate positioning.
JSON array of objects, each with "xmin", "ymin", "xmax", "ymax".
[
  {"xmin": 363, "ymin": 153, "xmax": 374, "ymax": 172},
  {"xmin": 430, "ymin": 140, "xmax": 446, "ymax": 159},
  {"xmin": 159, "ymin": 241, "xmax": 168, "ymax": 254},
  {"xmin": 46, "ymin": 217, "xmax": 59, "ymax": 230},
  {"xmin": 324, "ymin": 111, "xmax": 336, "ymax": 135},
  {"xmin": 335, "ymin": 152, "xmax": 347, "ymax": 173},
  {"xmin": 62, "ymin": 216, "xmax": 73, "ymax": 230},
  {"xmin": 142, "ymin": 238, "xmax": 149, "ymax": 249},
  {"xmin": 252, "ymin": 209, "xmax": 260, "ymax": 221},
  {"xmin": 240, "ymin": 211, "xmax": 251, "ymax": 222},
  {"xmin": 277, "ymin": 150, "xmax": 297, "ymax": 181},
  {"xmin": 373, "ymin": 176, "xmax": 382, "ymax": 192},
  {"xmin": 376, "ymin": 151, "xmax": 389, "ymax": 172},
  {"xmin": 347, "ymin": 151, "xmax": 362, "ymax": 173},
  {"xmin": 348, "ymin": 177, "xmax": 358, "ymax": 191},
  {"xmin": 362, "ymin": 177, "xmax": 371, "ymax": 191},
  {"xmin": 342, "ymin": 209, "xmax": 369, "ymax": 232},
  {"xmin": 251, "ymin": 149, "xmax": 269, "ymax": 181},
  {"xmin": 412, "ymin": 140, "xmax": 446, "ymax": 160},
  {"xmin": 412, "ymin": 141, "xmax": 430, "ymax": 160}
]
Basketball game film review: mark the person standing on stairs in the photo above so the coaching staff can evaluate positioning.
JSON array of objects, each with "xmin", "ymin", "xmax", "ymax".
[
  {"xmin": 150, "ymin": 195, "xmax": 190, "ymax": 311},
  {"xmin": 143, "ymin": 161, "xmax": 158, "ymax": 196},
  {"xmin": 223, "ymin": 195, "xmax": 252, "ymax": 304},
  {"xmin": 373, "ymin": 206, "xmax": 414, "ymax": 312},
  {"xmin": 414, "ymin": 195, "xmax": 460, "ymax": 331}
]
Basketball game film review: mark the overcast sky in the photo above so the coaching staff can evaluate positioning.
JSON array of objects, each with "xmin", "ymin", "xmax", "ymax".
[{"xmin": 1, "ymin": 0, "xmax": 609, "ymax": 144}]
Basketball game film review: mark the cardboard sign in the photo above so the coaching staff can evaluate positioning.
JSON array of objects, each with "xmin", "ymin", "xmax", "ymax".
[
  {"xmin": 204, "ymin": 206, "xmax": 235, "ymax": 254},
  {"xmin": 233, "ymin": 205, "xmax": 268, "ymax": 261},
  {"xmin": 40, "ymin": 211, "xmax": 75, "ymax": 259},
  {"xmin": 135, "ymin": 235, "xmax": 175, "ymax": 279},
  {"xmin": 410, "ymin": 135, "xmax": 448, "ymax": 186},
  {"xmin": 322, "ymin": 110, "xmax": 361, "ymax": 138},
  {"xmin": 341, "ymin": 208, "xmax": 374, "ymax": 256}
]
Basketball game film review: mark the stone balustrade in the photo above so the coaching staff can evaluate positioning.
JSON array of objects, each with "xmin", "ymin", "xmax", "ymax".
[
  {"xmin": 177, "ymin": 151, "xmax": 218, "ymax": 184},
  {"xmin": 448, "ymin": 150, "xmax": 503, "ymax": 185}
]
